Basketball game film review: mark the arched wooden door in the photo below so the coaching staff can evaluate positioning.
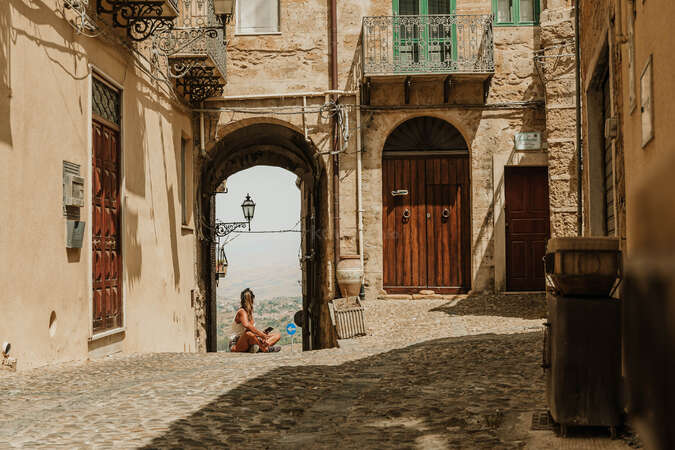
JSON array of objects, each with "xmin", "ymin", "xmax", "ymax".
[{"xmin": 382, "ymin": 117, "xmax": 470, "ymax": 294}]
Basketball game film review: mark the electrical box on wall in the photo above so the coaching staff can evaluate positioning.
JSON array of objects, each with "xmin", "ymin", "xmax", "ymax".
[
  {"xmin": 66, "ymin": 220, "xmax": 85, "ymax": 248},
  {"xmin": 64, "ymin": 173, "xmax": 85, "ymax": 207}
]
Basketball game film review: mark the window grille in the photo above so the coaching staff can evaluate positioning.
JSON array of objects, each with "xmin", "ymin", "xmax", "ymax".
[{"xmin": 92, "ymin": 77, "xmax": 121, "ymax": 126}]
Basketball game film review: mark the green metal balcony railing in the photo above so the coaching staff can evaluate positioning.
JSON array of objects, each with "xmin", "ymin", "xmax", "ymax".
[{"xmin": 362, "ymin": 14, "xmax": 494, "ymax": 77}]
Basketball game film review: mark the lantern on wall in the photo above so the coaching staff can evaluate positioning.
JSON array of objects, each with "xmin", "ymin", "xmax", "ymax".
[
  {"xmin": 213, "ymin": 0, "xmax": 235, "ymax": 21},
  {"xmin": 241, "ymin": 193, "xmax": 256, "ymax": 230},
  {"xmin": 216, "ymin": 245, "xmax": 228, "ymax": 279}
]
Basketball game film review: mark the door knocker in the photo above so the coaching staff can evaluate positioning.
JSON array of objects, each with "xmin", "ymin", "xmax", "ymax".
[{"xmin": 442, "ymin": 208, "xmax": 450, "ymax": 221}]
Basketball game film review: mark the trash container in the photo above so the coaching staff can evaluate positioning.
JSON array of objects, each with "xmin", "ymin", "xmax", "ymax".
[
  {"xmin": 543, "ymin": 237, "xmax": 622, "ymax": 437},
  {"xmin": 544, "ymin": 293, "xmax": 622, "ymax": 436}
]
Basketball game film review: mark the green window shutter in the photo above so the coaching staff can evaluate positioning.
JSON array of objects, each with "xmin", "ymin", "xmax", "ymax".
[{"xmin": 493, "ymin": 0, "xmax": 539, "ymax": 26}]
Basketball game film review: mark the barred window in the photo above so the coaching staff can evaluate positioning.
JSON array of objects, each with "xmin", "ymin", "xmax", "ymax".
[{"xmin": 92, "ymin": 77, "xmax": 121, "ymax": 126}]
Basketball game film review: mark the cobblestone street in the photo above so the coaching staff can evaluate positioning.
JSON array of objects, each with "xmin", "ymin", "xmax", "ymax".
[{"xmin": 0, "ymin": 295, "xmax": 632, "ymax": 449}]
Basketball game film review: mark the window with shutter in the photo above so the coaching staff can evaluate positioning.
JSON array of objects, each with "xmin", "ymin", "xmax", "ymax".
[
  {"xmin": 493, "ymin": 0, "xmax": 539, "ymax": 26},
  {"xmin": 236, "ymin": 0, "xmax": 279, "ymax": 34}
]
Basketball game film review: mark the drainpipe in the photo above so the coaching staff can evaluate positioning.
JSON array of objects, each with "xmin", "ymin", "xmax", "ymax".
[
  {"xmin": 356, "ymin": 89, "xmax": 365, "ymax": 294},
  {"xmin": 330, "ymin": 0, "xmax": 340, "ymax": 293},
  {"xmin": 575, "ymin": 0, "xmax": 583, "ymax": 236}
]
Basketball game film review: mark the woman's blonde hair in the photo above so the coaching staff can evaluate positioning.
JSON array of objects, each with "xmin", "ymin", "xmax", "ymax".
[{"xmin": 240, "ymin": 288, "xmax": 254, "ymax": 321}]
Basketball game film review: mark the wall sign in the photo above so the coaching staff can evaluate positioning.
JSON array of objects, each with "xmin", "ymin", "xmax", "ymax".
[{"xmin": 515, "ymin": 132, "xmax": 542, "ymax": 150}]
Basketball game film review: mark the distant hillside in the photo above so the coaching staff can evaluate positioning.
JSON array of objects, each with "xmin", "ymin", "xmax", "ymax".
[
  {"xmin": 217, "ymin": 260, "xmax": 301, "ymax": 300},
  {"xmin": 216, "ymin": 295, "xmax": 302, "ymax": 351}
]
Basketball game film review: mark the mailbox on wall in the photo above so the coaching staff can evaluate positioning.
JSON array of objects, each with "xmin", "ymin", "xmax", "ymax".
[
  {"xmin": 66, "ymin": 220, "xmax": 85, "ymax": 248},
  {"xmin": 64, "ymin": 173, "xmax": 85, "ymax": 207}
]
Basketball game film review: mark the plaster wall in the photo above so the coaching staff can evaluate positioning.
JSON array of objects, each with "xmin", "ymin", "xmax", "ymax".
[
  {"xmin": 616, "ymin": 0, "xmax": 675, "ymax": 255},
  {"xmin": 0, "ymin": 0, "xmax": 199, "ymax": 370}
]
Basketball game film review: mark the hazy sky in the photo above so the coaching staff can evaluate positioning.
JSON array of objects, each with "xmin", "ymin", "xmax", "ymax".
[{"xmin": 215, "ymin": 166, "xmax": 302, "ymax": 299}]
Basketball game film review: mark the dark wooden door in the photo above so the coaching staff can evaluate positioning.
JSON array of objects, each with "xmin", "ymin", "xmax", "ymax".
[
  {"xmin": 505, "ymin": 166, "xmax": 550, "ymax": 291},
  {"xmin": 92, "ymin": 119, "xmax": 123, "ymax": 333},
  {"xmin": 383, "ymin": 156, "xmax": 469, "ymax": 294}
]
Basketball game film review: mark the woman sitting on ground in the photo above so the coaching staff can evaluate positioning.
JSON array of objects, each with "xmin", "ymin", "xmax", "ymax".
[{"xmin": 230, "ymin": 288, "xmax": 281, "ymax": 353}]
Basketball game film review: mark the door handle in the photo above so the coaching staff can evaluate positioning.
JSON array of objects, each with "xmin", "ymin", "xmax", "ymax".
[
  {"xmin": 402, "ymin": 209, "xmax": 410, "ymax": 221},
  {"xmin": 391, "ymin": 190, "xmax": 409, "ymax": 197},
  {"xmin": 442, "ymin": 208, "xmax": 450, "ymax": 219}
]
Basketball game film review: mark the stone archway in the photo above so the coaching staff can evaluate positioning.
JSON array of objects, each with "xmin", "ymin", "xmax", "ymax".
[{"xmin": 197, "ymin": 121, "xmax": 334, "ymax": 352}]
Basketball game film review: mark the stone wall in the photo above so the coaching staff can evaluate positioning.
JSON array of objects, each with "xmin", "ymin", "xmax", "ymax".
[
  {"xmin": 211, "ymin": 0, "xmax": 577, "ymax": 297},
  {"xmin": 539, "ymin": 3, "xmax": 581, "ymax": 237}
]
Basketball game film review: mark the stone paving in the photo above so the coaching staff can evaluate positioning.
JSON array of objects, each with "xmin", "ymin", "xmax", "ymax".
[{"xmin": 0, "ymin": 294, "xmax": 635, "ymax": 448}]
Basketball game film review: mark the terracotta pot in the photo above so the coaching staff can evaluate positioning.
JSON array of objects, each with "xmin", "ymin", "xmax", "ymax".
[{"xmin": 336, "ymin": 255, "xmax": 363, "ymax": 297}]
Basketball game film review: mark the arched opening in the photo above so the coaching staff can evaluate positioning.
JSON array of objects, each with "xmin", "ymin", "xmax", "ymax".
[
  {"xmin": 381, "ymin": 116, "xmax": 471, "ymax": 294},
  {"xmin": 214, "ymin": 166, "xmax": 303, "ymax": 352},
  {"xmin": 198, "ymin": 121, "xmax": 332, "ymax": 352}
]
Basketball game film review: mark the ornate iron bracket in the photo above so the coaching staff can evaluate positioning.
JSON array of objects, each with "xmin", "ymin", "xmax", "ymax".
[
  {"xmin": 215, "ymin": 221, "xmax": 248, "ymax": 238},
  {"xmin": 175, "ymin": 65, "xmax": 224, "ymax": 104},
  {"xmin": 97, "ymin": 0, "xmax": 176, "ymax": 41}
]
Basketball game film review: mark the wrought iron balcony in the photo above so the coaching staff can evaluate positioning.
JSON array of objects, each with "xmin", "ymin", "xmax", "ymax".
[
  {"xmin": 361, "ymin": 14, "xmax": 494, "ymax": 78},
  {"xmin": 96, "ymin": 0, "xmax": 179, "ymax": 41},
  {"xmin": 155, "ymin": 0, "xmax": 227, "ymax": 104}
]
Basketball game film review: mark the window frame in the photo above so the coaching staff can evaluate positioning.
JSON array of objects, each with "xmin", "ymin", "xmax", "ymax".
[
  {"xmin": 235, "ymin": 0, "xmax": 281, "ymax": 36},
  {"xmin": 392, "ymin": 0, "xmax": 456, "ymax": 16},
  {"xmin": 492, "ymin": 0, "xmax": 540, "ymax": 26}
]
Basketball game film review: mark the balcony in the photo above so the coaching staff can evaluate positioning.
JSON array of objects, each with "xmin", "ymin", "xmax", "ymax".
[
  {"xmin": 361, "ymin": 14, "xmax": 494, "ymax": 79},
  {"xmin": 156, "ymin": 0, "xmax": 227, "ymax": 104},
  {"xmin": 96, "ymin": 0, "xmax": 179, "ymax": 41}
]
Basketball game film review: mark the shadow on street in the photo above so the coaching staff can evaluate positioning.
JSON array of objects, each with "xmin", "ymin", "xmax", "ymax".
[
  {"xmin": 143, "ymin": 332, "xmax": 544, "ymax": 449},
  {"xmin": 431, "ymin": 293, "xmax": 547, "ymax": 320}
]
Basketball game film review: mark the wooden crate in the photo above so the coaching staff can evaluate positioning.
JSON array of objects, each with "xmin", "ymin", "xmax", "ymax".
[{"xmin": 329, "ymin": 297, "xmax": 366, "ymax": 339}]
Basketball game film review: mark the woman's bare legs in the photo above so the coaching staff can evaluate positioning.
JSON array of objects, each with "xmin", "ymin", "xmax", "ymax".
[
  {"xmin": 232, "ymin": 331, "xmax": 269, "ymax": 352},
  {"xmin": 265, "ymin": 331, "xmax": 281, "ymax": 347}
]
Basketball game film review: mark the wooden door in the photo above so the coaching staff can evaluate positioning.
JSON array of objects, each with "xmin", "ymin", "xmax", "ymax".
[
  {"xmin": 92, "ymin": 119, "xmax": 123, "ymax": 333},
  {"xmin": 383, "ymin": 158, "xmax": 426, "ymax": 291},
  {"xmin": 383, "ymin": 155, "xmax": 469, "ymax": 294},
  {"xmin": 425, "ymin": 157, "xmax": 469, "ymax": 293},
  {"xmin": 505, "ymin": 166, "xmax": 550, "ymax": 291}
]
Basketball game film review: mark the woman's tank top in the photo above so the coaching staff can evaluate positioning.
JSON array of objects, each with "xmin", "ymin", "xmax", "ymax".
[{"xmin": 230, "ymin": 309, "xmax": 253, "ymax": 338}]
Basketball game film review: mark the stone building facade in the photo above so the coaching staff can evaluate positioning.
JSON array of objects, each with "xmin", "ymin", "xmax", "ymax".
[
  {"xmin": 578, "ymin": 0, "xmax": 675, "ymax": 446},
  {"xmin": 1, "ymin": 0, "xmax": 581, "ymax": 369},
  {"xmin": 198, "ymin": 0, "xmax": 580, "ymax": 316}
]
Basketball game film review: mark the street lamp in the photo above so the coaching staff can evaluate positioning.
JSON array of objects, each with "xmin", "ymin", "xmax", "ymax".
[
  {"xmin": 215, "ymin": 193, "xmax": 256, "ymax": 238},
  {"xmin": 241, "ymin": 193, "xmax": 255, "ymax": 230}
]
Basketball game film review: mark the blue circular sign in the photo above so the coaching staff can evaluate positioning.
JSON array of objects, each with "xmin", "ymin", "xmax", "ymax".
[{"xmin": 286, "ymin": 323, "xmax": 297, "ymax": 336}]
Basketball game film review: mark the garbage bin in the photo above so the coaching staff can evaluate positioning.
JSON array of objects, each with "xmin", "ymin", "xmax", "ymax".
[{"xmin": 543, "ymin": 237, "xmax": 622, "ymax": 437}]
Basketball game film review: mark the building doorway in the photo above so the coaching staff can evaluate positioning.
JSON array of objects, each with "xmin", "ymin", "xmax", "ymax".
[
  {"xmin": 382, "ymin": 116, "xmax": 470, "ymax": 294},
  {"xmin": 504, "ymin": 166, "xmax": 550, "ymax": 291},
  {"xmin": 91, "ymin": 77, "xmax": 123, "ymax": 334},
  {"xmin": 393, "ymin": 0, "xmax": 457, "ymax": 68}
]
